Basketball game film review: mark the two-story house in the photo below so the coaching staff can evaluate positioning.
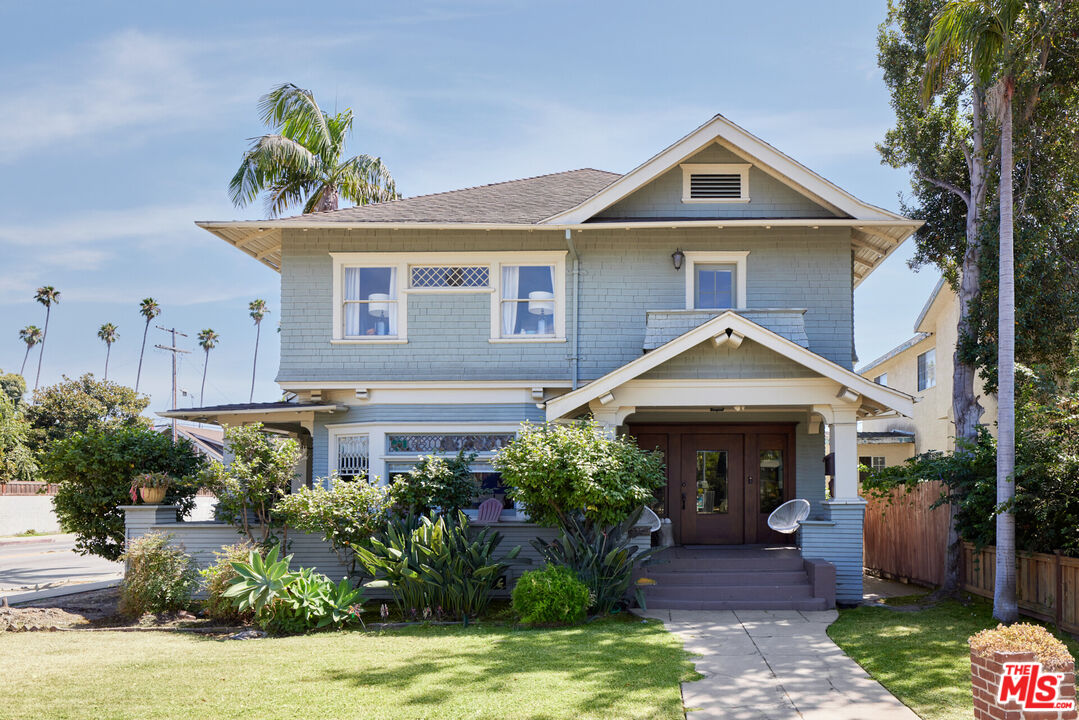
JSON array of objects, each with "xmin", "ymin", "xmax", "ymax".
[
  {"xmin": 163, "ymin": 115, "xmax": 918, "ymax": 604},
  {"xmin": 857, "ymin": 278, "xmax": 998, "ymax": 470}
]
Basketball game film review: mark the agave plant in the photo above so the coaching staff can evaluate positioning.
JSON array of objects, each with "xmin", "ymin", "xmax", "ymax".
[
  {"xmin": 531, "ymin": 507, "xmax": 657, "ymax": 615},
  {"xmin": 224, "ymin": 546, "xmax": 296, "ymax": 614},
  {"xmin": 356, "ymin": 511, "xmax": 520, "ymax": 621}
]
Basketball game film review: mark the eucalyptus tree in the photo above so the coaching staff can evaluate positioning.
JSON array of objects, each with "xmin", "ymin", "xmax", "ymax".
[
  {"xmin": 32, "ymin": 286, "xmax": 60, "ymax": 392},
  {"xmin": 229, "ymin": 83, "xmax": 398, "ymax": 217},
  {"xmin": 97, "ymin": 323, "xmax": 119, "ymax": 382},
  {"xmin": 18, "ymin": 325, "xmax": 42, "ymax": 377},
  {"xmin": 135, "ymin": 298, "xmax": 161, "ymax": 393},
  {"xmin": 197, "ymin": 328, "xmax": 219, "ymax": 405},
  {"xmin": 248, "ymin": 300, "xmax": 268, "ymax": 403}
]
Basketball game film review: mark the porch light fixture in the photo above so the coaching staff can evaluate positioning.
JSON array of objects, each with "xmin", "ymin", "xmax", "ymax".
[{"xmin": 671, "ymin": 248, "xmax": 685, "ymax": 271}]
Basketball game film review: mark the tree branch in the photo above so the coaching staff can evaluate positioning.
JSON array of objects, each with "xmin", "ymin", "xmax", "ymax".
[{"xmin": 917, "ymin": 171, "xmax": 971, "ymax": 206}]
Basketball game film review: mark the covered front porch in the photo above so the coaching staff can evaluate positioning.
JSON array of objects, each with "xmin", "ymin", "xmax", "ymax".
[{"xmin": 543, "ymin": 311, "xmax": 914, "ymax": 604}]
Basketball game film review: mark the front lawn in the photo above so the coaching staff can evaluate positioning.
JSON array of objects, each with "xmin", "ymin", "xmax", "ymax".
[
  {"xmin": 828, "ymin": 597, "xmax": 1079, "ymax": 720},
  {"xmin": 0, "ymin": 617, "xmax": 697, "ymax": 720}
]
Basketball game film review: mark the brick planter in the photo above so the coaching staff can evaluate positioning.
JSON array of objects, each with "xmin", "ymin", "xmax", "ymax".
[{"xmin": 971, "ymin": 649, "xmax": 1077, "ymax": 720}]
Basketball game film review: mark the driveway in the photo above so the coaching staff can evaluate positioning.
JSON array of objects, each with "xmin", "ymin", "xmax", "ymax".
[
  {"xmin": 636, "ymin": 608, "xmax": 919, "ymax": 720},
  {"xmin": 0, "ymin": 535, "xmax": 122, "ymax": 596}
]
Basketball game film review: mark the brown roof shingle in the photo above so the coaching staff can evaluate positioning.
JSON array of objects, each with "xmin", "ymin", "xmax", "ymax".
[{"xmin": 275, "ymin": 168, "xmax": 620, "ymax": 225}]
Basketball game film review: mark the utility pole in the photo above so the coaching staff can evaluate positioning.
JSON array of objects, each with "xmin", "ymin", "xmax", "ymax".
[{"xmin": 155, "ymin": 325, "xmax": 190, "ymax": 442}]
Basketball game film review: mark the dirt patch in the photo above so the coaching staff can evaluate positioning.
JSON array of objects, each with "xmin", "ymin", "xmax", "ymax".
[{"xmin": 3, "ymin": 588, "xmax": 221, "ymax": 632}]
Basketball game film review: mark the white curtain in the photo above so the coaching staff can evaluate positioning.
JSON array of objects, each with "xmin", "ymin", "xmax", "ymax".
[
  {"xmin": 383, "ymin": 267, "xmax": 398, "ymax": 335},
  {"xmin": 501, "ymin": 265, "xmax": 519, "ymax": 336},
  {"xmin": 344, "ymin": 267, "xmax": 362, "ymax": 336}
]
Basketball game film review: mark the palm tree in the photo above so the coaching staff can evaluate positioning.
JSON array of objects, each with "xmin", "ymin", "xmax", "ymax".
[
  {"xmin": 197, "ymin": 328, "xmax": 219, "ymax": 405},
  {"xmin": 229, "ymin": 83, "xmax": 398, "ymax": 217},
  {"xmin": 248, "ymin": 300, "xmax": 268, "ymax": 403},
  {"xmin": 925, "ymin": 0, "xmax": 1053, "ymax": 622},
  {"xmin": 18, "ymin": 325, "xmax": 42, "ymax": 377},
  {"xmin": 33, "ymin": 286, "xmax": 60, "ymax": 392},
  {"xmin": 97, "ymin": 323, "xmax": 119, "ymax": 381},
  {"xmin": 135, "ymin": 298, "xmax": 161, "ymax": 393}
]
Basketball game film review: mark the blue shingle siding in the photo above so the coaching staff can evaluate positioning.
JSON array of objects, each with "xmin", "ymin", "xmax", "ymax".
[
  {"xmin": 277, "ymin": 225, "xmax": 854, "ymax": 382},
  {"xmin": 594, "ymin": 144, "xmax": 840, "ymax": 221},
  {"xmin": 799, "ymin": 500, "xmax": 865, "ymax": 603},
  {"xmin": 639, "ymin": 339, "xmax": 816, "ymax": 380},
  {"xmin": 643, "ymin": 309, "xmax": 810, "ymax": 350}
]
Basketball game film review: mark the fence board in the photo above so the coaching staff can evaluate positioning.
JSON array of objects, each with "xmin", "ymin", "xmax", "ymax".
[
  {"xmin": 0, "ymin": 482, "xmax": 59, "ymax": 496},
  {"xmin": 863, "ymin": 480, "xmax": 950, "ymax": 587}
]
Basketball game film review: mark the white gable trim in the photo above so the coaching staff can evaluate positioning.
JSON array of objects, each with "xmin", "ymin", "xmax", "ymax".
[
  {"xmin": 543, "ymin": 311, "xmax": 914, "ymax": 420},
  {"xmin": 540, "ymin": 114, "xmax": 910, "ymax": 225}
]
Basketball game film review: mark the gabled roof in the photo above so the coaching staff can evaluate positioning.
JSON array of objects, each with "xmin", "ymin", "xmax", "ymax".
[
  {"xmin": 544, "ymin": 311, "xmax": 915, "ymax": 420},
  {"xmin": 914, "ymin": 277, "xmax": 948, "ymax": 333}
]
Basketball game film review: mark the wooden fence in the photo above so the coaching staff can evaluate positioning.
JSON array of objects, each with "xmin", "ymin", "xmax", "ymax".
[
  {"xmin": 0, "ymin": 481, "xmax": 59, "ymax": 496},
  {"xmin": 863, "ymin": 480, "xmax": 950, "ymax": 587},
  {"xmin": 962, "ymin": 544, "xmax": 1079, "ymax": 634}
]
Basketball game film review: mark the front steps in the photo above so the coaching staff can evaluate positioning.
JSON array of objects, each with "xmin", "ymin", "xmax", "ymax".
[{"xmin": 633, "ymin": 546, "xmax": 835, "ymax": 611}]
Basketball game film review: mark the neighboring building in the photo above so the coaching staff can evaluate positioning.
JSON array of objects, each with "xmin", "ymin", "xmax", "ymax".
[
  {"xmin": 857, "ymin": 279, "xmax": 998, "ymax": 467},
  {"xmin": 160, "ymin": 115, "xmax": 919, "ymax": 604},
  {"xmin": 155, "ymin": 423, "xmax": 225, "ymax": 463}
]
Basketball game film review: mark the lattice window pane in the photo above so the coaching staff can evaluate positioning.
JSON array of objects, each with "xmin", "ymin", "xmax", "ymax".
[
  {"xmin": 337, "ymin": 434, "xmax": 369, "ymax": 479},
  {"xmin": 386, "ymin": 433, "xmax": 515, "ymax": 454},
  {"xmin": 410, "ymin": 265, "xmax": 489, "ymax": 288}
]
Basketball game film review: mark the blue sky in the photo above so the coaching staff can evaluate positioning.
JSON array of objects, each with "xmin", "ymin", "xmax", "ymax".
[{"xmin": 0, "ymin": 0, "xmax": 941, "ymax": 415}]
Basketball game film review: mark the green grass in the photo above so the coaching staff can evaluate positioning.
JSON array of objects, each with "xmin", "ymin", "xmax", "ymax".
[
  {"xmin": 828, "ymin": 597, "xmax": 1079, "ymax": 720},
  {"xmin": 0, "ymin": 617, "xmax": 698, "ymax": 720}
]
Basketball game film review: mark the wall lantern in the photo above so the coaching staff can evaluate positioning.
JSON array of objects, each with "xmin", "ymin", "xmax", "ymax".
[{"xmin": 671, "ymin": 248, "xmax": 685, "ymax": 271}]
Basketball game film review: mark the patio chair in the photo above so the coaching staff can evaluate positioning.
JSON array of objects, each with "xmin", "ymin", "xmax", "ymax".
[
  {"xmin": 766, "ymin": 498, "xmax": 811, "ymax": 534},
  {"xmin": 639, "ymin": 506, "xmax": 662, "ymax": 533},
  {"xmin": 476, "ymin": 497, "xmax": 503, "ymax": 523}
]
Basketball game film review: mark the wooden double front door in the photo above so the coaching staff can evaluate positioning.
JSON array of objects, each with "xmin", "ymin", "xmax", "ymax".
[{"xmin": 631, "ymin": 423, "xmax": 796, "ymax": 545}]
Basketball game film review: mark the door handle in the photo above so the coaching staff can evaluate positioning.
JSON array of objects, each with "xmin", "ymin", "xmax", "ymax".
[
  {"xmin": 681, "ymin": 493, "xmax": 686, "ymax": 510},
  {"xmin": 747, "ymin": 475, "xmax": 754, "ymax": 485}
]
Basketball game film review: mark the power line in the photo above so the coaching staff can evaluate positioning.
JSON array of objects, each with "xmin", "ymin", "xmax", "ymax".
[{"xmin": 154, "ymin": 325, "xmax": 190, "ymax": 442}]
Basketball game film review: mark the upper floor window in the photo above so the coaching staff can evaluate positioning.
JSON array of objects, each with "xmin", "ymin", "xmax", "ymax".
[
  {"xmin": 684, "ymin": 251, "xmax": 749, "ymax": 310},
  {"xmin": 410, "ymin": 265, "xmax": 489, "ymax": 289},
  {"xmin": 343, "ymin": 267, "xmax": 398, "ymax": 338},
  {"xmin": 917, "ymin": 348, "xmax": 936, "ymax": 391},
  {"xmin": 500, "ymin": 265, "xmax": 556, "ymax": 337},
  {"xmin": 681, "ymin": 163, "xmax": 751, "ymax": 203},
  {"xmin": 874, "ymin": 373, "xmax": 888, "ymax": 386}
]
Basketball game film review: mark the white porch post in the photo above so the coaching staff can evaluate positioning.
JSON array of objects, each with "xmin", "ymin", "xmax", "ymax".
[
  {"xmin": 829, "ymin": 407, "xmax": 860, "ymax": 499},
  {"xmin": 589, "ymin": 403, "xmax": 635, "ymax": 437}
]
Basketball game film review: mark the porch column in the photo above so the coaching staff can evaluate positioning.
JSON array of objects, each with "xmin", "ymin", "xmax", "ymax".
[
  {"xmin": 829, "ymin": 407, "xmax": 859, "ymax": 499},
  {"xmin": 589, "ymin": 403, "xmax": 635, "ymax": 437}
]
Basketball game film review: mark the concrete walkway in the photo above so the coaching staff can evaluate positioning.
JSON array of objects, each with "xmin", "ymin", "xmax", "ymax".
[{"xmin": 636, "ymin": 608, "xmax": 920, "ymax": 720}]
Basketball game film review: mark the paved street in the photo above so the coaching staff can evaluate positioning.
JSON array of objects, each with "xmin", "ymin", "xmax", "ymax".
[{"xmin": 0, "ymin": 535, "xmax": 122, "ymax": 595}]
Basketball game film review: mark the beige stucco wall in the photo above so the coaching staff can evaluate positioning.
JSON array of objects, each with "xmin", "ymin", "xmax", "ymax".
[
  {"xmin": 860, "ymin": 283, "xmax": 998, "ymax": 457},
  {"xmin": 857, "ymin": 441, "xmax": 915, "ymax": 467}
]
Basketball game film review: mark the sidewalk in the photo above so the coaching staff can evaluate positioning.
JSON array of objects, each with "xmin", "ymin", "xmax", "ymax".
[{"xmin": 635, "ymin": 608, "xmax": 920, "ymax": 720}]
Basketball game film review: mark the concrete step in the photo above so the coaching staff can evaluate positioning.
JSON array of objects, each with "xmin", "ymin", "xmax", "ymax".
[
  {"xmin": 640, "ymin": 583, "xmax": 814, "ymax": 601},
  {"xmin": 633, "ymin": 569, "xmax": 810, "ymax": 586},
  {"xmin": 642, "ymin": 556, "xmax": 806, "ymax": 572},
  {"xmin": 644, "ymin": 596, "xmax": 830, "ymax": 611}
]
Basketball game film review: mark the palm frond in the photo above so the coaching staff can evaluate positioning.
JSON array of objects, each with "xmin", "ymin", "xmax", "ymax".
[
  {"xmin": 336, "ymin": 154, "xmax": 400, "ymax": 206},
  {"xmin": 257, "ymin": 83, "xmax": 333, "ymax": 155},
  {"xmin": 924, "ymin": 0, "xmax": 1018, "ymax": 102},
  {"xmin": 265, "ymin": 177, "xmax": 319, "ymax": 218},
  {"xmin": 229, "ymin": 134, "xmax": 321, "ymax": 212}
]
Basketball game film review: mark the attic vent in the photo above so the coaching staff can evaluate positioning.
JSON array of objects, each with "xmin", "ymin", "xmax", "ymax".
[
  {"xmin": 690, "ymin": 173, "xmax": 742, "ymax": 199},
  {"xmin": 681, "ymin": 163, "xmax": 751, "ymax": 203},
  {"xmin": 410, "ymin": 265, "xmax": 490, "ymax": 288}
]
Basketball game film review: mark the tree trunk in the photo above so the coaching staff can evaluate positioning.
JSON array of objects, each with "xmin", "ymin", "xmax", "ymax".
[
  {"xmin": 201, "ymin": 350, "xmax": 210, "ymax": 405},
  {"xmin": 250, "ymin": 323, "xmax": 261, "ymax": 403},
  {"xmin": 104, "ymin": 345, "xmax": 111, "ymax": 382},
  {"xmin": 135, "ymin": 320, "xmax": 150, "ymax": 393},
  {"xmin": 314, "ymin": 185, "xmax": 339, "ymax": 213},
  {"xmin": 994, "ymin": 83, "xmax": 1018, "ymax": 623},
  {"xmin": 943, "ymin": 86, "xmax": 991, "ymax": 595},
  {"xmin": 34, "ymin": 307, "xmax": 50, "ymax": 392},
  {"xmin": 20, "ymin": 346, "xmax": 31, "ymax": 376}
]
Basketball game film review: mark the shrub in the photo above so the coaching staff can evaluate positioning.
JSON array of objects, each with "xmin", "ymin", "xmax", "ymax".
[
  {"xmin": 512, "ymin": 565, "xmax": 590, "ymax": 626},
  {"xmin": 970, "ymin": 622, "xmax": 1074, "ymax": 671},
  {"xmin": 532, "ymin": 508, "xmax": 656, "ymax": 614},
  {"xmin": 274, "ymin": 476, "xmax": 391, "ymax": 576},
  {"xmin": 389, "ymin": 451, "xmax": 477, "ymax": 515},
  {"xmin": 199, "ymin": 542, "xmax": 259, "ymax": 624},
  {"xmin": 46, "ymin": 426, "xmax": 202, "ymax": 560},
  {"xmin": 493, "ymin": 421, "xmax": 665, "ymax": 528},
  {"xmin": 0, "ymin": 388, "xmax": 36, "ymax": 483},
  {"xmin": 200, "ymin": 423, "xmax": 301, "ymax": 547},
  {"xmin": 355, "ymin": 511, "xmax": 521, "ymax": 620},
  {"xmin": 26, "ymin": 374, "xmax": 148, "ymax": 454},
  {"xmin": 223, "ymin": 547, "xmax": 363, "ymax": 634},
  {"xmin": 119, "ymin": 531, "xmax": 199, "ymax": 616}
]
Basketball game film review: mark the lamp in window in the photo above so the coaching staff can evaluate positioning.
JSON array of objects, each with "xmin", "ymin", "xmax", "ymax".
[
  {"xmin": 671, "ymin": 248, "xmax": 685, "ymax": 271},
  {"xmin": 528, "ymin": 290, "xmax": 555, "ymax": 335},
  {"xmin": 367, "ymin": 293, "xmax": 391, "ymax": 335}
]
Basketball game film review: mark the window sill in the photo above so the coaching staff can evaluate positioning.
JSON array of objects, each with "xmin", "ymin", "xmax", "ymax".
[
  {"xmin": 331, "ymin": 338, "xmax": 408, "ymax": 345},
  {"xmin": 488, "ymin": 337, "xmax": 567, "ymax": 344}
]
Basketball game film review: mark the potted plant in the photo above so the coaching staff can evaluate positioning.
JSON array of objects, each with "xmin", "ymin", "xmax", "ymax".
[{"xmin": 131, "ymin": 472, "xmax": 172, "ymax": 504}]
